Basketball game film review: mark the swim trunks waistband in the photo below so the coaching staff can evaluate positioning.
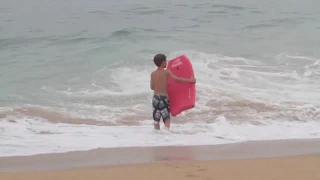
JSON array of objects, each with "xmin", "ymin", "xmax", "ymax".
[{"xmin": 153, "ymin": 93, "xmax": 168, "ymax": 96}]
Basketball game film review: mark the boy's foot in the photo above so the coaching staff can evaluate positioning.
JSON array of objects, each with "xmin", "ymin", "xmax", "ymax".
[
  {"xmin": 154, "ymin": 122, "xmax": 160, "ymax": 130},
  {"xmin": 164, "ymin": 120, "xmax": 170, "ymax": 129}
]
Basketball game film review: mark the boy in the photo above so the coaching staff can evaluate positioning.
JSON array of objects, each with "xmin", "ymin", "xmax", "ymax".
[{"xmin": 150, "ymin": 54, "xmax": 196, "ymax": 130}]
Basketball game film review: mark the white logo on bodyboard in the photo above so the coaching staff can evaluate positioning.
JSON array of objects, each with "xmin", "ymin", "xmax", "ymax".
[{"xmin": 171, "ymin": 58, "xmax": 183, "ymax": 68}]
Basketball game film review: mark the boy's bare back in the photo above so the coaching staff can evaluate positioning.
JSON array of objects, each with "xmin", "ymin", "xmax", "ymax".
[
  {"xmin": 150, "ymin": 69, "xmax": 169, "ymax": 95},
  {"xmin": 150, "ymin": 68, "xmax": 195, "ymax": 95}
]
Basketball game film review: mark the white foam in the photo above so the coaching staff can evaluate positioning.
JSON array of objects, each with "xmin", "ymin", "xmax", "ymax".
[
  {"xmin": 0, "ymin": 116, "xmax": 319, "ymax": 157},
  {"xmin": 40, "ymin": 50, "xmax": 320, "ymax": 122},
  {"xmin": 2, "ymin": 50, "xmax": 320, "ymax": 157},
  {"xmin": 304, "ymin": 60, "xmax": 320, "ymax": 77}
]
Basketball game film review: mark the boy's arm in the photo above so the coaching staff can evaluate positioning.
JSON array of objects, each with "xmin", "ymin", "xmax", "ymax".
[
  {"xmin": 167, "ymin": 70, "xmax": 196, "ymax": 83},
  {"xmin": 150, "ymin": 73, "xmax": 154, "ymax": 90}
]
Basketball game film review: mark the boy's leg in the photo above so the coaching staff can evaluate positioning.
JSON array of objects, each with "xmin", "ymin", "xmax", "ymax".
[
  {"xmin": 164, "ymin": 119, "xmax": 170, "ymax": 129},
  {"xmin": 161, "ymin": 107, "xmax": 171, "ymax": 130},
  {"xmin": 163, "ymin": 96, "xmax": 171, "ymax": 129},
  {"xmin": 152, "ymin": 95, "xmax": 161, "ymax": 130},
  {"xmin": 153, "ymin": 110, "xmax": 161, "ymax": 130},
  {"xmin": 154, "ymin": 121, "xmax": 160, "ymax": 130},
  {"xmin": 153, "ymin": 108, "xmax": 161, "ymax": 130}
]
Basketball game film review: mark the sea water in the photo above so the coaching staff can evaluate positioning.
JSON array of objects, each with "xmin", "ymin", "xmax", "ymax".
[{"xmin": 0, "ymin": 0, "xmax": 320, "ymax": 157}]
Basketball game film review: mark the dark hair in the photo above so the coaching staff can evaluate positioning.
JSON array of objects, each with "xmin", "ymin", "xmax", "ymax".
[{"xmin": 153, "ymin": 54, "xmax": 166, "ymax": 67}]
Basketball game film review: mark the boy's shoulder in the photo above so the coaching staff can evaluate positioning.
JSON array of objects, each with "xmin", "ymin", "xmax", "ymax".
[
  {"xmin": 150, "ymin": 70, "xmax": 156, "ymax": 76},
  {"xmin": 151, "ymin": 69, "xmax": 169, "ymax": 75}
]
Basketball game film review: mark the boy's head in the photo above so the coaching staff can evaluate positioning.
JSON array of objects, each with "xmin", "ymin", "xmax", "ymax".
[{"xmin": 153, "ymin": 54, "xmax": 167, "ymax": 68}]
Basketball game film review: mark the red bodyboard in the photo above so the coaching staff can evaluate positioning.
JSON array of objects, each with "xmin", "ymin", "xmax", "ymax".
[{"xmin": 167, "ymin": 55, "xmax": 196, "ymax": 116}]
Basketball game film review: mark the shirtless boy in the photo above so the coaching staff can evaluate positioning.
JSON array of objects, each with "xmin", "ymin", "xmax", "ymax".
[{"xmin": 150, "ymin": 54, "xmax": 196, "ymax": 130}]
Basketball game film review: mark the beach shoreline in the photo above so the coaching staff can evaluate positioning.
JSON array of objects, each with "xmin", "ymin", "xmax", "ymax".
[
  {"xmin": 1, "ymin": 139, "xmax": 320, "ymax": 180},
  {"xmin": 1, "ymin": 138, "xmax": 320, "ymax": 172}
]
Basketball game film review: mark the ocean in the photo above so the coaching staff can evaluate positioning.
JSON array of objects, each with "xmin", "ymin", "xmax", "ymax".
[{"xmin": 0, "ymin": 0, "xmax": 319, "ymax": 157}]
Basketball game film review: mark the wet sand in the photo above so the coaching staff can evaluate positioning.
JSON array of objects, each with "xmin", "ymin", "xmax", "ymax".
[
  {"xmin": 1, "ymin": 154, "xmax": 319, "ymax": 180},
  {"xmin": 0, "ymin": 139, "xmax": 320, "ymax": 180}
]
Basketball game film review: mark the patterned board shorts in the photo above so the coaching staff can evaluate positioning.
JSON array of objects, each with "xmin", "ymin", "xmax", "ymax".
[{"xmin": 152, "ymin": 94, "xmax": 170, "ymax": 124}]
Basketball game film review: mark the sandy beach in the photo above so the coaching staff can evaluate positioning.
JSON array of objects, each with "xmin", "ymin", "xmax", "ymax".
[
  {"xmin": 1, "ymin": 154, "xmax": 319, "ymax": 180},
  {"xmin": 1, "ymin": 139, "xmax": 320, "ymax": 180}
]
